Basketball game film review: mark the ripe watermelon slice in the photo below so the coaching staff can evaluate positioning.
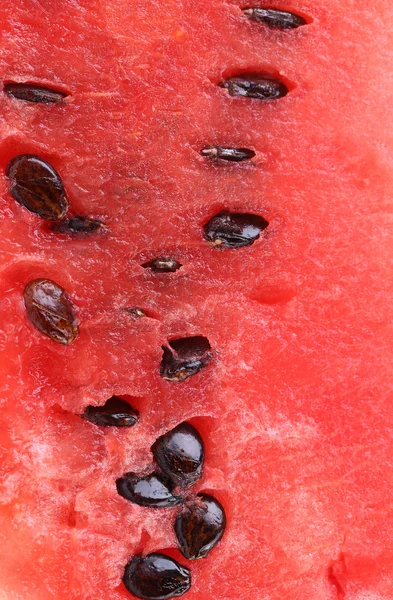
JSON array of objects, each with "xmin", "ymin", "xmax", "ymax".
[{"xmin": 1, "ymin": 1, "xmax": 393, "ymax": 599}]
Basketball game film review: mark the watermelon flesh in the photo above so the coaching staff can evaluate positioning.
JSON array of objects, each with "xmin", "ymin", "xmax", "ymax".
[{"xmin": 1, "ymin": 0, "xmax": 393, "ymax": 598}]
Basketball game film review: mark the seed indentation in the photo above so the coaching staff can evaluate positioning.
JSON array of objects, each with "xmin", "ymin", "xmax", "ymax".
[
  {"xmin": 4, "ymin": 82, "xmax": 68, "ymax": 103},
  {"xmin": 122, "ymin": 553, "xmax": 191, "ymax": 600},
  {"xmin": 49, "ymin": 216, "xmax": 103, "ymax": 235},
  {"xmin": 82, "ymin": 396, "xmax": 139, "ymax": 427},
  {"xmin": 219, "ymin": 75, "xmax": 288, "ymax": 100},
  {"xmin": 243, "ymin": 8, "xmax": 307, "ymax": 30},
  {"xmin": 160, "ymin": 336, "xmax": 212, "ymax": 382},
  {"xmin": 200, "ymin": 146, "xmax": 256, "ymax": 163},
  {"xmin": 116, "ymin": 472, "xmax": 182, "ymax": 508},
  {"xmin": 204, "ymin": 210, "xmax": 268, "ymax": 248},
  {"xmin": 142, "ymin": 258, "xmax": 182, "ymax": 273}
]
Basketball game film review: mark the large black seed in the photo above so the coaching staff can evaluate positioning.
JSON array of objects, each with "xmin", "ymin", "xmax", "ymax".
[
  {"xmin": 6, "ymin": 154, "xmax": 68, "ymax": 220},
  {"xmin": 4, "ymin": 82, "xmax": 68, "ymax": 103},
  {"xmin": 142, "ymin": 257, "xmax": 182, "ymax": 273},
  {"xmin": 82, "ymin": 396, "xmax": 139, "ymax": 427},
  {"xmin": 123, "ymin": 553, "xmax": 191, "ymax": 600},
  {"xmin": 152, "ymin": 422, "xmax": 204, "ymax": 488},
  {"xmin": 23, "ymin": 279, "xmax": 78, "ymax": 345},
  {"xmin": 219, "ymin": 75, "xmax": 288, "ymax": 100},
  {"xmin": 204, "ymin": 210, "xmax": 268, "ymax": 248},
  {"xmin": 243, "ymin": 7, "xmax": 307, "ymax": 30},
  {"xmin": 49, "ymin": 216, "xmax": 103, "ymax": 235},
  {"xmin": 160, "ymin": 336, "xmax": 212, "ymax": 383},
  {"xmin": 175, "ymin": 494, "xmax": 226, "ymax": 560},
  {"xmin": 200, "ymin": 146, "xmax": 256, "ymax": 163},
  {"xmin": 116, "ymin": 472, "xmax": 182, "ymax": 508}
]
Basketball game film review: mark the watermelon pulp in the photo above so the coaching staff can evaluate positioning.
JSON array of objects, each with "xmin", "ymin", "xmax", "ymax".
[{"xmin": 1, "ymin": 0, "xmax": 393, "ymax": 599}]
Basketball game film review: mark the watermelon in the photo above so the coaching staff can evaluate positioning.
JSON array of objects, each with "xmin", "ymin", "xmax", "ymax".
[{"xmin": 1, "ymin": 0, "xmax": 393, "ymax": 599}]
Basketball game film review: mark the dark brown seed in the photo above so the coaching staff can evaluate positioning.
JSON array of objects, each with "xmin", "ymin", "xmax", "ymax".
[
  {"xmin": 3, "ymin": 82, "xmax": 68, "ymax": 103},
  {"xmin": 200, "ymin": 146, "xmax": 256, "ymax": 163},
  {"xmin": 116, "ymin": 472, "xmax": 182, "ymax": 508},
  {"xmin": 160, "ymin": 336, "xmax": 212, "ymax": 383},
  {"xmin": 219, "ymin": 75, "xmax": 288, "ymax": 100},
  {"xmin": 125, "ymin": 307, "xmax": 147, "ymax": 319},
  {"xmin": 142, "ymin": 257, "xmax": 182, "ymax": 273},
  {"xmin": 23, "ymin": 279, "xmax": 78, "ymax": 345},
  {"xmin": 6, "ymin": 154, "xmax": 68, "ymax": 220},
  {"xmin": 175, "ymin": 494, "xmax": 226, "ymax": 560},
  {"xmin": 204, "ymin": 210, "xmax": 268, "ymax": 248},
  {"xmin": 49, "ymin": 216, "xmax": 103, "ymax": 235},
  {"xmin": 152, "ymin": 422, "xmax": 204, "ymax": 488},
  {"xmin": 123, "ymin": 553, "xmax": 191, "ymax": 600},
  {"xmin": 82, "ymin": 396, "xmax": 139, "ymax": 427},
  {"xmin": 243, "ymin": 7, "xmax": 307, "ymax": 30}
]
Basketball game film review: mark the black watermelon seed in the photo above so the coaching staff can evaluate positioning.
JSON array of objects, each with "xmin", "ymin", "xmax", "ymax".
[
  {"xmin": 116, "ymin": 472, "xmax": 182, "ymax": 508},
  {"xmin": 152, "ymin": 422, "xmax": 204, "ymax": 488},
  {"xmin": 203, "ymin": 210, "xmax": 268, "ymax": 248},
  {"xmin": 219, "ymin": 75, "xmax": 288, "ymax": 100},
  {"xmin": 3, "ymin": 82, "xmax": 68, "ymax": 103},
  {"xmin": 6, "ymin": 154, "xmax": 68, "ymax": 220},
  {"xmin": 82, "ymin": 396, "xmax": 139, "ymax": 427},
  {"xmin": 175, "ymin": 493, "xmax": 226, "ymax": 560},
  {"xmin": 49, "ymin": 216, "xmax": 103, "ymax": 235},
  {"xmin": 123, "ymin": 553, "xmax": 191, "ymax": 600},
  {"xmin": 243, "ymin": 8, "xmax": 307, "ymax": 29},
  {"xmin": 160, "ymin": 336, "xmax": 212, "ymax": 383},
  {"xmin": 23, "ymin": 279, "xmax": 78, "ymax": 345},
  {"xmin": 142, "ymin": 257, "xmax": 182, "ymax": 273},
  {"xmin": 125, "ymin": 307, "xmax": 147, "ymax": 319},
  {"xmin": 200, "ymin": 146, "xmax": 256, "ymax": 162}
]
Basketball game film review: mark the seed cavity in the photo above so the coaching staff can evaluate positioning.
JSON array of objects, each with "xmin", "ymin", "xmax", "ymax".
[
  {"xmin": 23, "ymin": 278, "xmax": 78, "ymax": 345},
  {"xmin": 219, "ymin": 74, "xmax": 288, "ymax": 100},
  {"xmin": 243, "ymin": 8, "xmax": 307, "ymax": 29},
  {"xmin": 123, "ymin": 553, "xmax": 191, "ymax": 600},
  {"xmin": 152, "ymin": 422, "xmax": 205, "ymax": 488},
  {"xmin": 142, "ymin": 257, "xmax": 182, "ymax": 273},
  {"xmin": 160, "ymin": 336, "xmax": 212, "ymax": 383},
  {"xmin": 175, "ymin": 493, "xmax": 226, "ymax": 560},
  {"xmin": 204, "ymin": 210, "xmax": 268, "ymax": 248},
  {"xmin": 116, "ymin": 472, "xmax": 182, "ymax": 508},
  {"xmin": 49, "ymin": 216, "xmax": 103, "ymax": 235},
  {"xmin": 200, "ymin": 146, "xmax": 256, "ymax": 163},
  {"xmin": 82, "ymin": 396, "xmax": 139, "ymax": 427},
  {"xmin": 6, "ymin": 154, "xmax": 68, "ymax": 220},
  {"xmin": 3, "ymin": 82, "xmax": 68, "ymax": 103}
]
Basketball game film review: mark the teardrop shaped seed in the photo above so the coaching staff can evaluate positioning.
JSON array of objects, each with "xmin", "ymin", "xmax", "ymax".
[
  {"xmin": 82, "ymin": 396, "xmax": 139, "ymax": 427},
  {"xmin": 219, "ymin": 75, "xmax": 288, "ymax": 100},
  {"xmin": 203, "ymin": 211, "xmax": 268, "ymax": 248},
  {"xmin": 160, "ymin": 336, "xmax": 212, "ymax": 382},
  {"xmin": 243, "ymin": 8, "xmax": 307, "ymax": 30},
  {"xmin": 4, "ymin": 82, "xmax": 68, "ymax": 103},
  {"xmin": 23, "ymin": 279, "xmax": 78, "ymax": 345},
  {"xmin": 152, "ymin": 422, "xmax": 204, "ymax": 488},
  {"xmin": 49, "ymin": 216, "xmax": 103, "ymax": 235},
  {"xmin": 116, "ymin": 472, "xmax": 182, "ymax": 508},
  {"xmin": 142, "ymin": 257, "xmax": 182, "ymax": 273},
  {"xmin": 6, "ymin": 154, "xmax": 68, "ymax": 220},
  {"xmin": 123, "ymin": 553, "xmax": 191, "ymax": 600},
  {"xmin": 175, "ymin": 494, "xmax": 226, "ymax": 560},
  {"xmin": 200, "ymin": 146, "xmax": 256, "ymax": 162}
]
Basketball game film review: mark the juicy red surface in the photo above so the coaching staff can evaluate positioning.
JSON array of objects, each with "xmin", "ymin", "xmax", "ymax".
[{"xmin": 1, "ymin": 1, "xmax": 393, "ymax": 599}]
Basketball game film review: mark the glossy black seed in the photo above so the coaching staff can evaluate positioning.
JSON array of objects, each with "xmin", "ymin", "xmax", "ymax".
[
  {"xmin": 152, "ymin": 422, "xmax": 204, "ymax": 488},
  {"xmin": 4, "ymin": 82, "xmax": 68, "ymax": 103},
  {"xmin": 125, "ymin": 307, "xmax": 147, "ymax": 319},
  {"xmin": 23, "ymin": 279, "xmax": 78, "ymax": 345},
  {"xmin": 200, "ymin": 146, "xmax": 256, "ymax": 163},
  {"xmin": 204, "ymin": 210, "xmax": 268, "ymax": 248},
  {"xmin": 83, "ymin": 396, "xmax": 139, "ymax": 427},
  {"xmin": 116, "ymin": 472, "xmax": 182, "ymax": 508},
  {"xmin": 160, "ymin": 336, "xmax": 212, "ymax": 383},
  {"xmin": 175, "ymin": 494, "xmax": 226, "ymax": 559},
  {"xmin": 49, "ymin": 216, "xmax": 103, "ymax": 235},
  {"xmin": 6, "ymin": 154, "xmax": 68, "ymax": 220},
  {"xmin": 123, "ymin": 553, "xmax": 191, "ymax": 600},
  {"xmin": 243, "ymin": 7, "xmax": 307, "ymax": 29},
  {"xmin": 219, "ymin": 75, "xmax": 288, "ymax": 100},
  {"xmin": 142, "ymin": 257, "xmax": 182, "ymax": 273}
]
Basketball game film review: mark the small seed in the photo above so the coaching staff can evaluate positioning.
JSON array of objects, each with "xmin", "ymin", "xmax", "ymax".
[
  {"xmin": 116, "ymin": 472, "xmax": 182, "ymax": 508},
  {"xmin": 6, "ymin": 154, "xmax": 68, "ymax": 220},
  {"xmin": 219, "ymin": 75, "xmax": 288, "ymax": 100},
  {"xmin": 49, "ymin": 216, "xmax": 103, "ymax": 235},
  {"xmin": 82, "ymin": 396, "xmax": 139, "ymax": 427},
  {"xmin": 243, "ymin": 8, "xmax": 307, "ymax": 30},
  {"xmin": 200, "ymin": 146, "xmax": 256, "ymax": 163},
  {"xmin": 125, "ymin": 307, "xmax": 147, "ymax": 319},
  {"xmin": 160, "ymin": 336, "xmax": 212, "ymax": 383},
  {"xmin": 3, "ymin": 82, "xmax": 68, "ymax": 103},
  {"xmin": 204, "ymin": 210, "xmax": 268, "ymax": 248},
  {"xmin": 123, "ymin": 553, "xmax": 191, "ymax": 600},
  {"xmin": 175, "ymin": 494, "xmax": 226, "ymax": 560},
  {"xmin": 142, "ymin": 257, "xmax": 182, "ymax": 273},
  {"xmin": 23, "ymin": 279, "xmax": 78, "ymax": 345},
  {"xmin": 152, "ymin": 422, "xmax": 204, "ymax": 488}
]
